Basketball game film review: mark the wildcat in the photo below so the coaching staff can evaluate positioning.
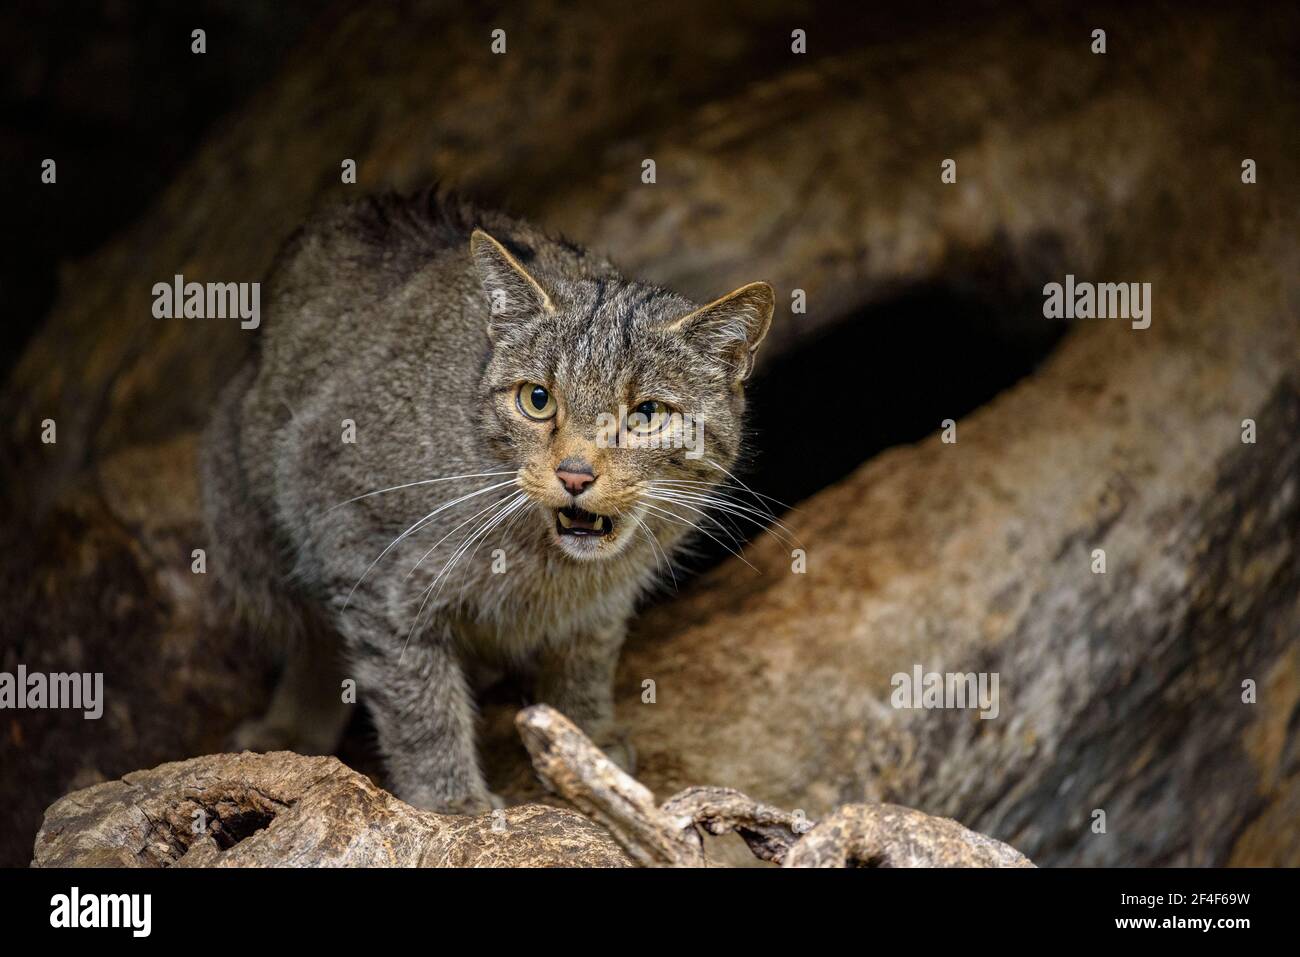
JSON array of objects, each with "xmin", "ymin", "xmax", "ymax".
[{"xmin": 200, "ymin": 190, "xmax": 774, "ymax": 813}]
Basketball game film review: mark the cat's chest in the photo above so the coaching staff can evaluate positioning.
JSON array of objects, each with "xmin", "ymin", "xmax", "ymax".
[{"xmin": 448, "ymin": 561, "xmax": 639, "ymax": 657}]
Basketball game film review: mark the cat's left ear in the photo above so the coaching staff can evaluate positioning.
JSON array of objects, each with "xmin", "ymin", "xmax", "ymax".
[
  {"xmin": 469, "ymin": 229, "xmax": 554, "ymax": 340},
  {"xmin": 665, "ymin": 281, "xmax": 774, "ymax": 383}
]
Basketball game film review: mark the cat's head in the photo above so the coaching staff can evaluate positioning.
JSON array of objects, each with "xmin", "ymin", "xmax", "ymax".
[{"xmin": 471, "ymin": 229, "xmax": 773, "ymax": 561}]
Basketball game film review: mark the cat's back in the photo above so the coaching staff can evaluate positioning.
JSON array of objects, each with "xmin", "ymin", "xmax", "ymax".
[
  {"xmin": 258, "ymin": 192, "xmax": 488, "ymax": 384},
  {"xmin": 253, "ymin": 190, "xmax": 609, "ymax": 395}
]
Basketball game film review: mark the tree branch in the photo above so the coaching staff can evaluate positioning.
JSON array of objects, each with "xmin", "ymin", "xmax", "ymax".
[{"xmin": 517, "ymin": 705, "xmax": 1032, "ymax": 868}]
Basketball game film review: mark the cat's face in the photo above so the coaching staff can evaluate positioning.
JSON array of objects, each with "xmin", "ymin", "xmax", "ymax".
[{"xmin": 472, "ymin": 230, "xmax": 773, "ymax": 562}]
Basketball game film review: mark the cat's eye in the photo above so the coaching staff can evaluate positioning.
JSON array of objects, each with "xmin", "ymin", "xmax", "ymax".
[
  {"xmin": 516, "ymin": 383, "xmax": 557, "ymax": 420},
  {"xmin": 627, "ymin": 399, "xmax": 672, "ymax": 434}
]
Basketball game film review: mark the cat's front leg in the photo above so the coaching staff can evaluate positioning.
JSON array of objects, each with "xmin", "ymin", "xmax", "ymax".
[
  {"xmin": 535, "ymin": 622, "xmax": 635, "ymax": 773},
  {"xmin": 348, "ymin": 616, "xmax": 493, "ymax": 814}
]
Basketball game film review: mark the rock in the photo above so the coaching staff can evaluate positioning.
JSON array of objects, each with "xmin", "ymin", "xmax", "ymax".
[{"xmin": 31, "ymin": 750, "xmax": 631, "ymax": 868}]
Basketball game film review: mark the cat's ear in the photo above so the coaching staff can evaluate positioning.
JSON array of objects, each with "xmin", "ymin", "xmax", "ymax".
[
  {"xmin": 664, "ymin": 281, "xmax": 774, "ymax": 383},
  {"xmin": 469, "ymin": 229, "xmax": 554, "ymax": 339}
]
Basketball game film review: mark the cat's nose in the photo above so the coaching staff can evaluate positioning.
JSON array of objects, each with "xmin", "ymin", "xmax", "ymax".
[{"xmin": 555, "ymin": 460, "xmax": 596, "ymax": 495}]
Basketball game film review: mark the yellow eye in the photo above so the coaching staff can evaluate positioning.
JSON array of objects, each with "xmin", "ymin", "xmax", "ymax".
[
  {"xmin": 628, "ymin": 400, "xmax": 672, "ymax": 434},
  {"xmin": 516, "ymin": 383, "xmax": 557, "ymax": 420}
]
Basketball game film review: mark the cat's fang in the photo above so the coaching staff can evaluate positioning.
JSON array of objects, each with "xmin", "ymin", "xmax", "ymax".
[{"xmin": 556, "ymin": 506, "xmax": 614, "ymax": 537}]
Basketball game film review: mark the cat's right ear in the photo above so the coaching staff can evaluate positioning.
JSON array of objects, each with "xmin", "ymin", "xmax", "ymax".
[
  {"xmin": 469, "ymin": 229, "xmax": 554, "ymax": 340},
  {"xmin": 663, "ymin": 281, "xmax": 775, "ymax": 383}
]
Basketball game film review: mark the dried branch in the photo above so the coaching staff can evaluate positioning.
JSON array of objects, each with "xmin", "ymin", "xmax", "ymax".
[
  {"xmin": 516, "ymin": 704, "xmax": 1033, "ymax": 868},
  {"xmin": 782, "ymin": 804, "xmax": 1033, "ymax": 868},
  {"xmin": 515, "ymin": 704, "xmax": 704, "ymax": 866}
]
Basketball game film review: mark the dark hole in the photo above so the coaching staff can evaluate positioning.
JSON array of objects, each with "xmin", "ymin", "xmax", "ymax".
[
  {"xmin": 746, "ymin": 281, "xmax": 1066, "ymax": 507},
  {"xmin": 210, "ymin": 809, "xmax": 276, "ymax": 850},
  {"xmin": 681, "ymin": 251, "xmax": 1068, "ymax": 571}
]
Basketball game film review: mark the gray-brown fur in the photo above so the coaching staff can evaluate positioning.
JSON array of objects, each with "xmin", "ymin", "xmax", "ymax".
[{"xmin": 200, "ymin": 190, "xmax": 773, "ymax": 813}]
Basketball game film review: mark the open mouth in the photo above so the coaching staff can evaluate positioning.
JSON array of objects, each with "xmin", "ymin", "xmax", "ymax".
[{"xmin": 555, "ymin": 505, "xmax": 615, "ymax": 538}]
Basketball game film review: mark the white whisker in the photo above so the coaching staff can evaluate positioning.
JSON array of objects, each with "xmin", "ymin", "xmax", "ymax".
[
  {"xmin": 628, "ymin": 509, "xmax": 677, "ymax": 591},
  {"xmin": 645, "ymin": 485, "xmax": 801, "ymax": 549},
  {"xmin": 638, "ymin": 500, "xmax": 758, "ymax": 573},
  {"xmin": 643, "ymin": 494, "xmax": 747, "ymax": 549},
  {"xmin": 455, "ymin": 494, "xmax": 533, "ymax": 603},
  {"xmin": 651, "ymin": 491, "xmax": 751, "ymax": 545},
  {"xmin": 705, "ymin": 458, "xmax": 799, "ymax": 514},
  {"xmin": 403, "ymin": 489, "xmax": 522, "ymax": 584},
  {"xmin": 341, "ymin": 477, "xmax": 521, "ymax": 610},
  {"xmin": 423, "ymin": 493, "xmax": 526, "ymax": 604},
  {"xmin": 323, "ymin": 470, "xmax": 518, "ymax": 515},
  {"xmin": 399, "ymin": 491, "xmax": 525, "ymax": 660}
]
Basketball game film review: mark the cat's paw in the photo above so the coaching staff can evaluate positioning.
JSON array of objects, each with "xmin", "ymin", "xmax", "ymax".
[
  {"xmin": 435, "ymin": 794, "xmax": 499, "ymax": 816},
  {"xmin": 400, "ymin": 787, "xmax": 502, "ymax": 817},
  {"xmin": 228, "ymin": 716, "xmax": 338, "ymax": 756}
]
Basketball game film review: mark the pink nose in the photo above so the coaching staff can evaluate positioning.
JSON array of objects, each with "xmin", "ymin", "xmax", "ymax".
[{"xmin": 556, "ymin": 468, "xmax": 595, "ymax": 494}]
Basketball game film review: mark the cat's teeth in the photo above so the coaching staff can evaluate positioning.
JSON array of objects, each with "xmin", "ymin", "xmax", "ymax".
[
  {"xmin": 593, "ymin": 515, "xmax": 606, "ymax": 532},
  {"xmin": 557, "ymin": 510, "xmax": 574, "ymax": 529}
]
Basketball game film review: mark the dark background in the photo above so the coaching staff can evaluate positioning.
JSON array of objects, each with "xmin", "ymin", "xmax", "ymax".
[{"xmin": 0, "ymin": 0, "xmax": 1076, "ymax": 517}]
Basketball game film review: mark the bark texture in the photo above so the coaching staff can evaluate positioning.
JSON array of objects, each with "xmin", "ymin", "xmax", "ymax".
[
  {"xmin": 33, "ymin": 707, "xmax": 1030, "ymax": 868},
  {"xmin": 31, "ymin": 748, "xmax": 632, "ymax": 868}
]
